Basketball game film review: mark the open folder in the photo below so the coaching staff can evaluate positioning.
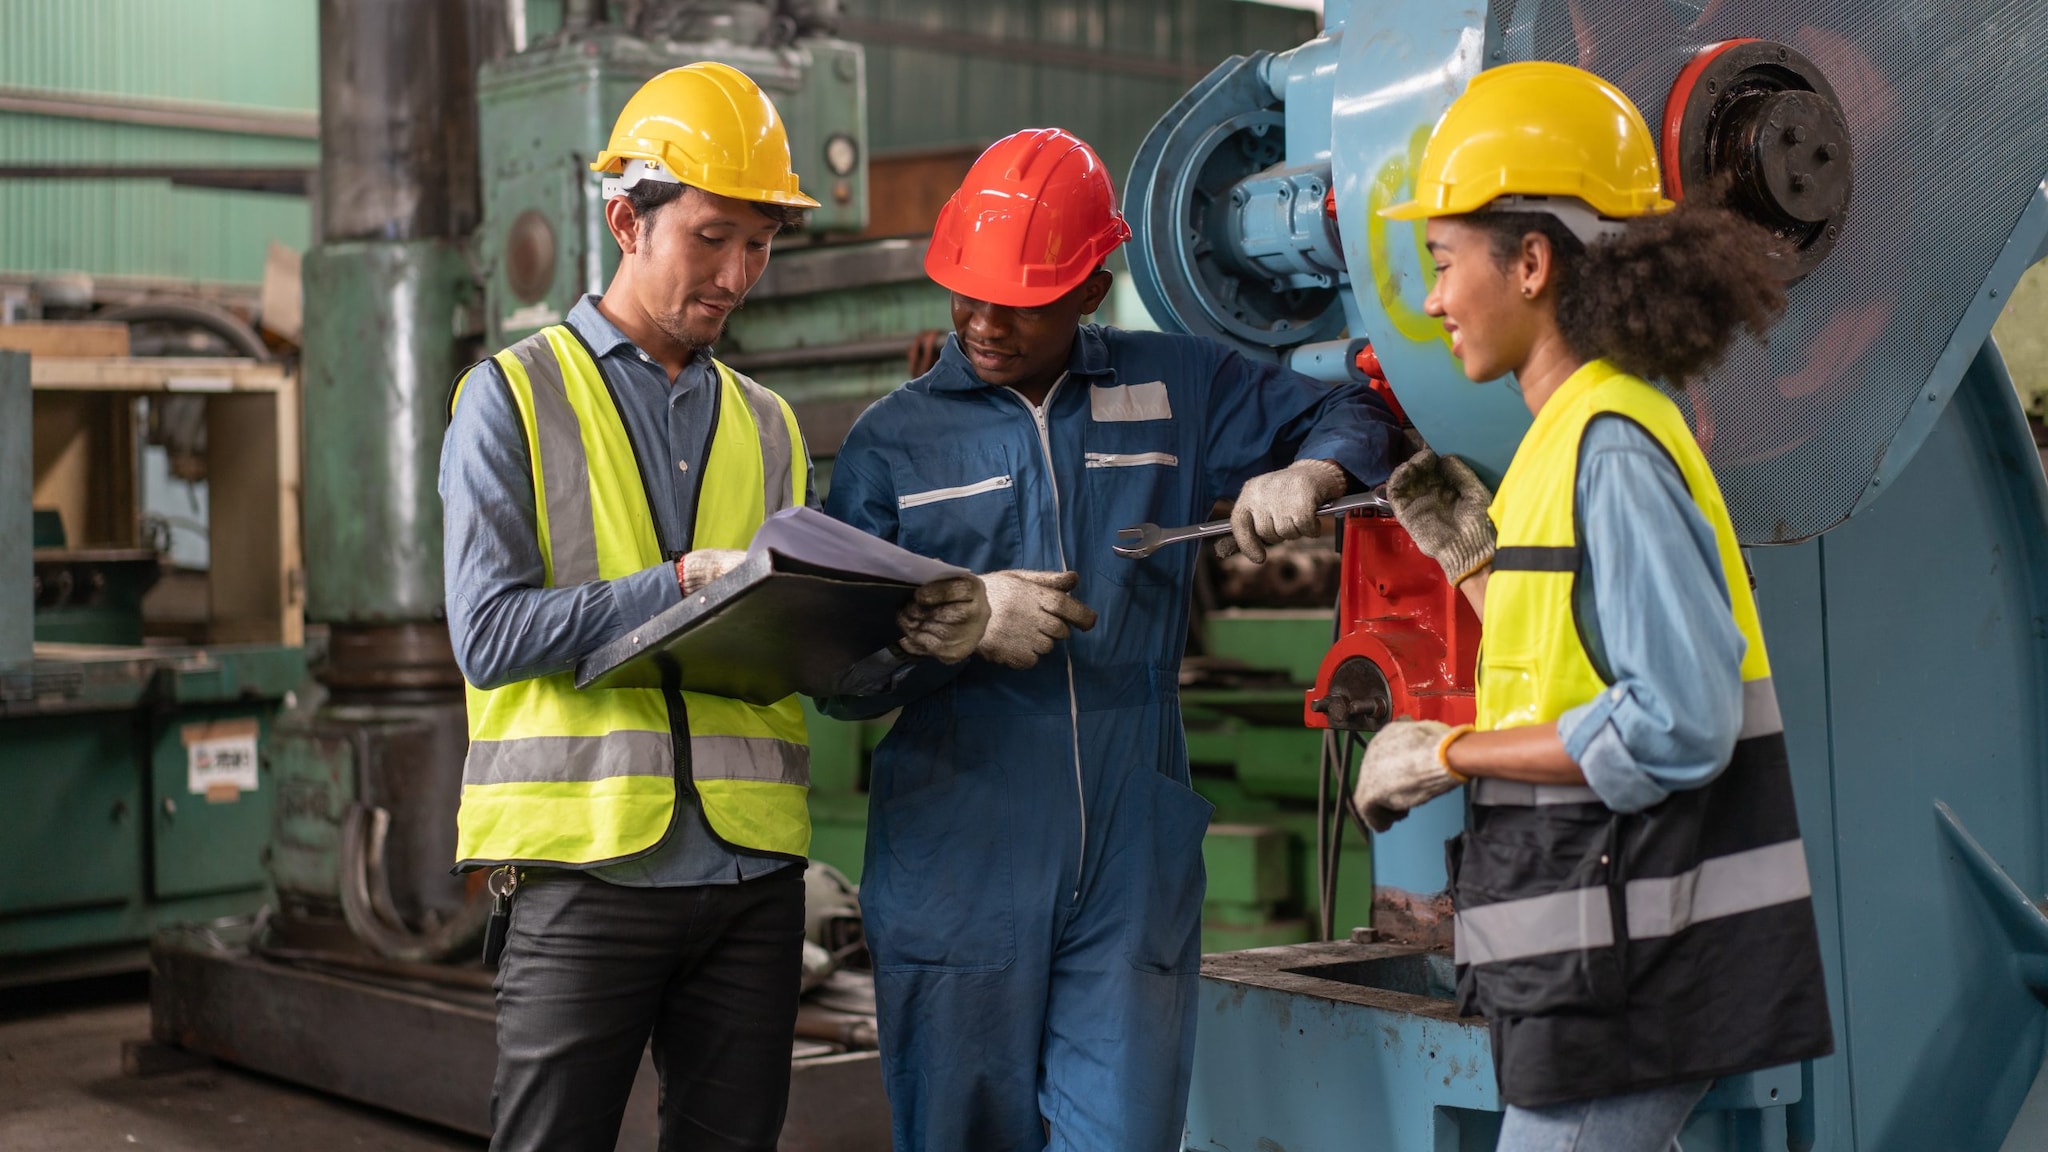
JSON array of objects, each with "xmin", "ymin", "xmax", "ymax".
[{"xmin": 574, "ymin": 508, "xmax": 968, "ymax": 702}]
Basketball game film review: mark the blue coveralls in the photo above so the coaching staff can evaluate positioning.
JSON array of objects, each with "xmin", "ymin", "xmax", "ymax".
[{"xmin": 821, "ymin": 325, "xmax": 1399, "ymax": 1151}]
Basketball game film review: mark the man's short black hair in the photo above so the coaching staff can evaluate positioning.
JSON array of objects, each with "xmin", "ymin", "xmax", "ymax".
[{"xmin": 623, "ymin": 179, "xmax": 807, "ymax": 231}]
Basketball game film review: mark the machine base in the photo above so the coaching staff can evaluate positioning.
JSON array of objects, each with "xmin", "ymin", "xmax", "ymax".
[
  {"xmin": 149, "ymin": 929, "xmax": 891, "ymax": 1151},
  {"xmin": 1186, "ymin": 940, "xmax": 1805, "ymax": 1152}
]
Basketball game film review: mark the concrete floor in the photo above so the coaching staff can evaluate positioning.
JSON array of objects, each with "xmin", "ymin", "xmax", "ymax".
[{"xmin": 0, "ymin": 975, "xmax": 484, "ymax": 1152}]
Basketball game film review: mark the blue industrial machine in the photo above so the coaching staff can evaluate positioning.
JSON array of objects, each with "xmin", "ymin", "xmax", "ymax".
[{"xmin": 1126, "ymin": 1, "xmax": 2048, "ymax": 1148}]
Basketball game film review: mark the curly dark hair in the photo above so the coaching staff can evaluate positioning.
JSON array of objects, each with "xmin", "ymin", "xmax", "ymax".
[
  {"xmin": 624, "ymin": 179, "xmax": 808, "ymax": 232},
  {"xmin": 1475, "ymin": 199, "xmax": 1785, "ymax": 384}
]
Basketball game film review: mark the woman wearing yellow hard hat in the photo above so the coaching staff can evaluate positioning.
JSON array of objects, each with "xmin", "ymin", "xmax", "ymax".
[{"xmin": 1353, "ymin": 62, "xmax": 1834, "ymax": 1148}]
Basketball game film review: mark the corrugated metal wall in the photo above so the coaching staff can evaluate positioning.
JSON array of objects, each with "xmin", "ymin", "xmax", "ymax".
[
  {"xmin": 853, "ymin": 0, "xmax": 1315, "ymax": 179},
  {"xmin": 515, "ymin": 0, "xmax": 1319, "ymax": 191},
  {"xmin": 0, "ymin": 0, "xmax": 318, "ymax": 287},
  {"xmin": 0, "ymin": 0, "xmax": 1310, "ymax": 287}
]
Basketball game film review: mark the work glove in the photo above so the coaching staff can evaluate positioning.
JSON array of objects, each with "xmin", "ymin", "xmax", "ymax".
[
  {"xmin": 1385, "ymin": 450, "xmax": 1496, "ymax": 586},
  {"xmin": 1216, "ymin": 458, "xmax": 1349, "ymax": 563},
  {"xmin": 894, "ymin": 576, "xmax": 990, "ymax": 664},
  {"xmin": 1352, "ymin": 719, "xmax": 1467, "ymax": 833},
  {"xmin": 677, "ymin": 549, "xmax": 747, "ymax": 595},
  {"xmin": 976, "ymin": 570, "xmax": 1098, "ymax": 670}
]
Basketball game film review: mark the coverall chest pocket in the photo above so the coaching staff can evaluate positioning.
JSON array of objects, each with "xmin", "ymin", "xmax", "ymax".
[
  {"xmin": 1084, "ymin": 422, "xmax": 1187, "ymax": 586},
  {"xmin": 894, "ymin": 451, "xmax": 1023, "ymax": 573},
  {"xmin": 864, "ymin": 772, "xmax": 1016, "ymax": 973}
]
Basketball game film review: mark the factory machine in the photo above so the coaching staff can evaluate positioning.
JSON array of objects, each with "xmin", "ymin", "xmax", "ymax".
[
  {"xmin": 0, "ymin": 324, "xmax": 305, "ymax": 983},
  {"xmin": 0, "ymin": 352, "xmax": 303, "ymax": 986},
  {"xmin": 148, "ymin": 2, "xmax": 889, "ymax": 1146},
  {"xmin": 138, "ymin": 0, "xmax": 2048, "ymax": 1145},
  {"xmin": 1120, "ymin": 0, "xmax": 2048, "ymax": 1147}
]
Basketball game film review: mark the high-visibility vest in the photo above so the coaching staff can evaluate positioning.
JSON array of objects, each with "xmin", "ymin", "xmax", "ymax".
[
  {"xmin": 1454, "ymin": 358, "xmax": 1832, "ymax": 1107},
  {"xmin": 449, "ymin": 324, "xmax": 811, "ymax": 869}
]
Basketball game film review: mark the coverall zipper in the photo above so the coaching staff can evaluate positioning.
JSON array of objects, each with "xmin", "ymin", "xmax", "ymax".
[{"xmin": 1003, "ymin": 375, "xmax": 1088, "ymax": 902}]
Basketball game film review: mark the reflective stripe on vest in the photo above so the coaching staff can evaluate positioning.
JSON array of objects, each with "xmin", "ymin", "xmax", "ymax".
[
  {"xmin": 452, "ymin": 326, "xmax": 812, "ymax": 868},
  {"xmin": 1454, "ymin": 839, "xmax": 1814, "ymax": 965},
  {"xmin": 1456, "ymin": 359, "xmax": 1832, "ymax": 1107}
]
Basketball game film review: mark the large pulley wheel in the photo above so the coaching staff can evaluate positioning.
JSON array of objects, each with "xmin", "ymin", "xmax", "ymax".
[
  {"xmin": 1307, "ymin": 2, "xmax": 2048, "ymax": 543},
  {"xmin": 1663, "ymin": 39, "xmax": 1853, "ymax": 279}
]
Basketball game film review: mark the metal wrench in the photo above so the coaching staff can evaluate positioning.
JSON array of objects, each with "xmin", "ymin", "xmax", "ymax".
[{"xmin": 1113, "ymin": 489, "xmax": 1391, "ymax": 559}]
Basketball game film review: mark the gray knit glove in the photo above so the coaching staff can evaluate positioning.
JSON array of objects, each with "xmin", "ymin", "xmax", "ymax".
[
  {"xmin": 1385, "ymin": 450, "xmax": 1496, "ymax": 586},
  {"xmin": 976, "ymin": 570, "xmax": 1098, "ymax": 670},
  {"xmin": 1352, "ymin": 719, "xmax": 1463, "ymax": 832},
  {"xmin": 895, "ymin": 576, "xmax": 990, "ymax": 664},
  {"xmin": 1215, "ymin": 458, "xmax": 1350, "ymax": 563},
  {"xmin": 678, "ymin": 549, "xmax": 748, "ymax": 594}
]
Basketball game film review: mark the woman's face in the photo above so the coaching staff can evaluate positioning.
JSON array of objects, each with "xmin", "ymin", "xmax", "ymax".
[{"xmin": 1423, "ymin": 217, "xmax": 1542, "ymax": 383}]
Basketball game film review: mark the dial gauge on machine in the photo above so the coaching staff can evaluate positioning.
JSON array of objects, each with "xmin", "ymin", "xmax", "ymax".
[{"xmin": 824, "ymin": 132, "xmax": 859, "ymax": 177}]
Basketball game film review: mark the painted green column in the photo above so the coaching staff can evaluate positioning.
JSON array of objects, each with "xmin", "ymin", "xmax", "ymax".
[{"xmin": 300, "ymin": 241, "xmax": 470, "ymax": 627}]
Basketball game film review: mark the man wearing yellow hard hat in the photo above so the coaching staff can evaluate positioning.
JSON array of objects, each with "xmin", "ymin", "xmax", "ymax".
[
  {"xmin": 1355, "ymin": 62, "xmax": 1834, "ymax": 1149},
  {"xmin": 438, "ymin": 62, "xmax": 987, "ymax": 1151}
]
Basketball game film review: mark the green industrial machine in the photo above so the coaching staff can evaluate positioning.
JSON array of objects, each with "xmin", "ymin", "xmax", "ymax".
[
  {"xmin": 1183, "ymin": 610, "xmax": 1371, "ymax": 949},
  {"xmin": 0, "ymin": 350, "xmax": 303, "ymax": 985},
  {"xmin": 476, "ymin": 17, "xmax": 866, "ymax": 349},
  {"xmin": 151, "ymin": 5, "xmax": 892, "ymax": 1145}
]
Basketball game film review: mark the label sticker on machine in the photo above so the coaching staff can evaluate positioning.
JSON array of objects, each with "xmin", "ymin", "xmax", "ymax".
[{"xmin": 184, "ymin": 719, "xmax": 260, "ymax": 802}]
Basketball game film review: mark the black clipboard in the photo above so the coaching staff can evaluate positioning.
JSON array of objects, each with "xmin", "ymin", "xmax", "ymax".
[{"xmin": 573, "ymin": 551, "xmax": 918, "ymax": 702}]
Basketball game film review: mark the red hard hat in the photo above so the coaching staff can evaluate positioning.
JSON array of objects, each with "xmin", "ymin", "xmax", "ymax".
[{"xmin": 924, "ymin": 128, "xmax": 1132, "ymax": 308}]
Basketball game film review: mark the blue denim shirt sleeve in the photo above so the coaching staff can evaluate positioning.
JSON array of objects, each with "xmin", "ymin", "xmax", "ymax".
[
  {"xmin": 1556, "ymin": 415, "xmax": 1746, "ymax": 813},
  {"xmin": 1200, "ymin": 347, "xmax": 1402, "ymax": 504},
  {"xmin": 438, "ymin": 360, "xmax": 680, "ymax": 690}
]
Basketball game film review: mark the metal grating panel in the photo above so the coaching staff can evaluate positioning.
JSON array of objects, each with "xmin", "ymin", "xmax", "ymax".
[{"xmin": 1492, "ymin": 0, "xmax": 2048, "ymax": 542}]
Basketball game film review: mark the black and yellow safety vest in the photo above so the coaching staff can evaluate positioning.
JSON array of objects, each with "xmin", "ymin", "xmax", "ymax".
[
  {"xmin": 1453, "ymin": 358, "xmax": 1833, "ymax": 1106},
  {"xmin": 450, "ymin": 325, "xmax": 811, "ymax": 869}
]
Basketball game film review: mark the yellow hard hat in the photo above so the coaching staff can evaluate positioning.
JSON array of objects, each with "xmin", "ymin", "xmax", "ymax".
[
  {"xmin": 1380, "ymin": 61, "xmax": 1675, "ymax": 223},
  {"xmin": 590, "ymin": 61, "xmax": 820, "ymax": 208}
]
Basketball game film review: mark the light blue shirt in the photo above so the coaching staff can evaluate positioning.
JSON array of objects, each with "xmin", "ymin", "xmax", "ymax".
[
  {"xmin": 1555, "ymin": 415, "xmax": 1748, "ymax": 814},
  {"xmin": 439, "ymin": 294, "xmax": 798, "ymax": 886}
]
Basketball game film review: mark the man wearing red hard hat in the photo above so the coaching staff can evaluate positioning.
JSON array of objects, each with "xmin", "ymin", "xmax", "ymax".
[{"xmin": 819, "ymin": 129, "xmax": 1402, "ymax": 1150}]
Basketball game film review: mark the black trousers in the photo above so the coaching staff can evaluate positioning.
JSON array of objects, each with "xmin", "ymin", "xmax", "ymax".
[{"xmin": 489, "ymin": 865, "xmax": 806, "ymax": 1152}]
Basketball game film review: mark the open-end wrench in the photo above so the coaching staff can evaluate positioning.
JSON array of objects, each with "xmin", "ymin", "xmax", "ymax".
[{"xmin": 1113, "ymin": 489, "xmax": 1391, "ymax": 559}]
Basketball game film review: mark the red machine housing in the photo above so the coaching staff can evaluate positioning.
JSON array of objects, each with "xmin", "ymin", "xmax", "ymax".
[{"xmin": 1305, "ymin": 513, "xmax": 1479, "ymax": 730}]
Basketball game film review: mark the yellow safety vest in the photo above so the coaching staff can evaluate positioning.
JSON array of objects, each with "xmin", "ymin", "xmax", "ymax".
[
  {"xmin": 1477, "ymin": 358, "xmax": 1774, "ymax": 732},
  {"xmin": 1452, "ymin": 358, "xmax": 1830, "ymax": 1107},
  {"xmin": 450, "ymin": 324, "xmax": 812, "ymax": 869}
]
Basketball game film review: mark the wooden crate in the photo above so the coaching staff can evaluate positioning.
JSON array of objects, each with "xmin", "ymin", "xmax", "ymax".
[{"xmin": 29, "ymin": 356, "xmax": 302, "ymax": 648}]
